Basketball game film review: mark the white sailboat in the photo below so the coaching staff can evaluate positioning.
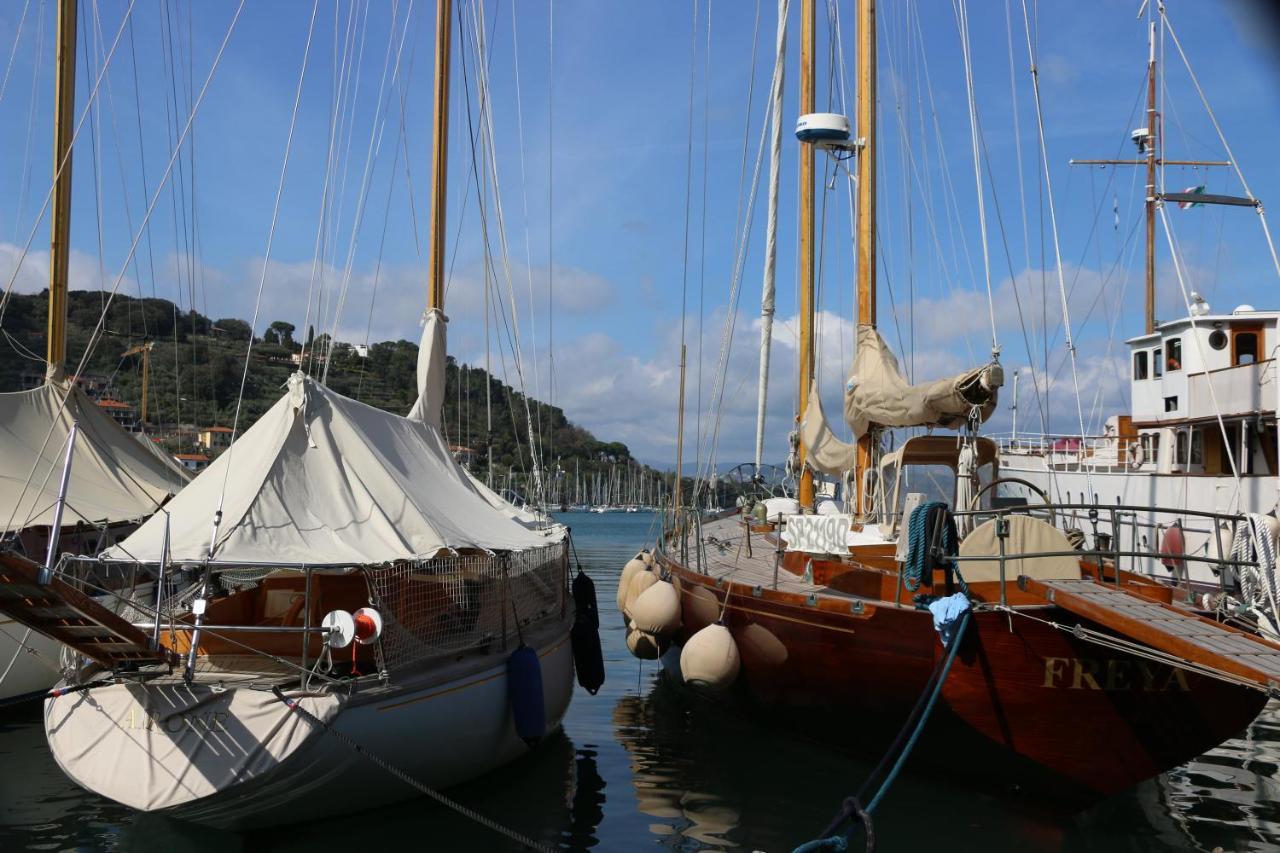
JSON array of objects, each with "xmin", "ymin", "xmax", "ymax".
[{"xmin": 0, "ymin": 0, "xmax": 578, "ymax": 830}]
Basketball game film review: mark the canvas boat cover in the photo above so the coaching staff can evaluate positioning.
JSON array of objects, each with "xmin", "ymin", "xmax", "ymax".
[
  {"xmin": 0, "ymin": 382, "xmax": 187, "ymax": 533},
  {"xmin": 105, "ymin": 311, "xmax": 551, "ymax": 565},
  {"xmin": 799, "ymin": 378, "xmax": 857, "ymax": 477},
  {"xmin": 45, "ymin": 680, "xmax": 342, "ymax": 812},
  {"xmin": 843, "ymin": 325, "xmax": 1001, "ymax": 439}
]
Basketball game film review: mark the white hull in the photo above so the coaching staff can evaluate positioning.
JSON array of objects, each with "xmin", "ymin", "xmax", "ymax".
[
  {"xmin": 45, "ymin": 623, "xmax": 575, "ymax": 829},
  {"xmin": 0, "ymin": 618, "xmax": 60, "ymax": 701},
  {"xmin": 999, "ymin": 448, "xmax": 1278, "ymax": 588}
]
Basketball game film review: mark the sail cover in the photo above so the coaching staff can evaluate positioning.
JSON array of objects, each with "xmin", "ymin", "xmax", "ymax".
[
  {"xmin": 105, "ymin": 373, "xmax": 550, "ymax": 565},
  {"xmin": 799, "ymin": 378, "xmax": 857, "ymax": 476},
  {"xmin": 844, "ymin": 325, "xmax": 1001, "ymax": 439},
  {"xmin": 0, "ymin": 383, "xmax": 187, "ymax": 533}
]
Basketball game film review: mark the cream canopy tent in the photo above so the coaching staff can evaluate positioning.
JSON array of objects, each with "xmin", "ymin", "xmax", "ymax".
[
  {"xmin": 0, "ymin": 382, "xmax": 187, "ymax": 533},
  {"xmin": 105, "ymin": 372, "xmax": 551, "ymax": 565}
]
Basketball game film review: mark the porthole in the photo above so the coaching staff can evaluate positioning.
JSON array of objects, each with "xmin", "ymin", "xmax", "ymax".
[{"xmin": 1209, "ymin": 329, "xmax": 1228, "ymax": 350}]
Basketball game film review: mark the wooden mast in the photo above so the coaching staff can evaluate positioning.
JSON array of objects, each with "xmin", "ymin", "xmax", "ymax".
[
  {"xmin": 426, "ymin": 0, "xmax": 452, "ymax": 313},
  {"xmin": 853, "ymin": 0, "xmax": 876, "ymax": 516},
  {"xmin": 796, "ymin": 0, "xmax": 816, "ymax": 509},
  {"xmin": 46, "ymin": 0, "xmax": 78, "ymax": 383}
]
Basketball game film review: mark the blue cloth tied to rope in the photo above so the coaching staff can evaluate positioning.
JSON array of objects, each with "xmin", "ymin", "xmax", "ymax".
[{"xmin": 927, "ymin": 592, "xmax": 971, "ymax": 646}]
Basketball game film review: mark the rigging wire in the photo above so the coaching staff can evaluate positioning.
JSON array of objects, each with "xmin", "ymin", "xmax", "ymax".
[{"xmin": 1017, "ymin": 0, "xmax": 1091, "ymax": 488}]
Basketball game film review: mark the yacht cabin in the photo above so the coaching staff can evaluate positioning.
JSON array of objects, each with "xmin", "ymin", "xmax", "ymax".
[{"xmin": 1126, "ymin": 306, "xmax": 1277, "ymax": 477}]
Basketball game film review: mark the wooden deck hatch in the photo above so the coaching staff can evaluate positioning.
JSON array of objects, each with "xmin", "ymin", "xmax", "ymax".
[
  {"xmin": 1022, "ymin": 577, "xmax": 1280, "ymax": 691},
  {"xmin": 0, "ymin": 552, "xmax": 172, "ymax": 668}
]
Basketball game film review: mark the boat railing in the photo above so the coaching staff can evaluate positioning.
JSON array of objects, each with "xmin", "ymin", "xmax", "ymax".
[
  {"xmin": 58, "ymin": 539, "xmax": 570, "ymax": 683},
  {"xmin": 944, "ymin": 502, "xmax": 1253, "ymax": 605}
]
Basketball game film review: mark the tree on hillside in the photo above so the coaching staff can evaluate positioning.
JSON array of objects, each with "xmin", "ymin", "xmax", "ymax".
[
  {"xmin": 266, "ymin": 320, "xmax": 296, "ymax": 348},
  {"xmin": 214, "ymin": 318, "xmax": 252, "ymax": 341}
]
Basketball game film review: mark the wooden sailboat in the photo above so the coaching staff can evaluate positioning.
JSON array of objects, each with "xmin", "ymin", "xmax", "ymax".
[
  {"xmin": 0, "ymin": 0, "xmax": 187, "ymax": 703},
  {"xmin": 0, "ymin": 0, "xmax": 578, "ymax": 830},
  {"xmin": 643, "ymin": 0, "xmax": 1273, "ymax": 809}
]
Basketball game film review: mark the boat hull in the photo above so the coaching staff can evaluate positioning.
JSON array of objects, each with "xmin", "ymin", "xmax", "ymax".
[
  {"xmin": 0, "ymin": 618, "xmax": 59, "ymax": 702},
  {"xmin": 663, "ymin": 560, "xmax": 1267, "ymax": 808},
  {"xmin": 45, "ymin": 624, "xmax": 575, "ymax": 829}
]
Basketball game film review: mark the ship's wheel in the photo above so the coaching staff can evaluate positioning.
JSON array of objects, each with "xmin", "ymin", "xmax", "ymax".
[{"xmin": 967, "ymin": 476, "xmax": 1054, "ymax": 524}]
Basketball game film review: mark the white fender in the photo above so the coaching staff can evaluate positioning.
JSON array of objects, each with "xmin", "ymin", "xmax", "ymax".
[
  {"xmin": 623, "ymin": 568, "xmax": 659, "ymax": 616},
  {"xmin": 626, "ymin": 626, "xmax": 662, "ymax": 660},
  {"xmin": 629, "ymin": 579, "xmax": 682, "ymax": 638},
  {"xmin": 617, "ymin": 558, "xmax": 650, "ymax": 611},
  {"xmin": 679, "ymin": 623, "xmax": 740, "ymax": 692}
]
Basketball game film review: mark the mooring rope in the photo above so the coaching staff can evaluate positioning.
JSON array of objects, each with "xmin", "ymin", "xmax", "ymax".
[
  {"xmin": 795, "ymin": 608, "xmax": 973, "ymax": 852},
  {"xmin": 271, "ymin": 686, "xmax": 555, "ymax": 852}
]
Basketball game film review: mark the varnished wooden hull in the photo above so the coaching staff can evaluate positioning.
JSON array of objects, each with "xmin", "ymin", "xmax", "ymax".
[{"xmin": 662, "ymin": 556, "xmax": 1268, "ymax": 808}]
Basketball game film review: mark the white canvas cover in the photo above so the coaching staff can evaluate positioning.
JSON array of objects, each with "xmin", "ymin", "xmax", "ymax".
[
  {"xmin": 0, "ymin": 382, "xmax": 186, "ymax": 533},
  {"xmin": 799, "ymin": 378, "xmax": 858, "ymax": 476},
  {"xmin": 104, "ymin": 373, "xmax": 551, "ymax": 565},
  {"xmin": 45, "ymin": 680, "xmax": 342, "ymax": 812},
  {"xmin": 406, "ymin": 308, "xmax": 447, "ymax": 428},
  {"xmin": 843, "ymin": 325, "xmax": 1001, "ymax": 439}
]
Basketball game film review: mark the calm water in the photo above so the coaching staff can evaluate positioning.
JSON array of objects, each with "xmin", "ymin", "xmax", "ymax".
[{"xmin": 2, "ymin": 510, "xmax": 1279, "ymax": 851}]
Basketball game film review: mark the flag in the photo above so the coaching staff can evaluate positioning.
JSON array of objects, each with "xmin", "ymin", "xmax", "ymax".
[{"xmin": 1179, "ymin": 185, "xmax": 1206, "ymax": 209}]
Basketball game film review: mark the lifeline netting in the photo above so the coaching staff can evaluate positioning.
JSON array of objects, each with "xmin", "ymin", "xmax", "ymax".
[{"xmin": 366, "ymin": 541, "xmax": 568, "ymax": 672}]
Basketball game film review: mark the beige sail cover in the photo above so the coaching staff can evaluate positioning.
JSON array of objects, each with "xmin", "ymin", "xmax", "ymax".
[
  {"xmin": 799, "ymin": 378, "xmax": 857, "ymax": 476},
  {"xmin": 45, "ymin": 681, "xmax": 343, "ymax": 812},
  {"xmin": 844, "ymin": 325, "xmax": 1001, "ymax": 438},
  {"xmin": 406, "ymin": 308, "xmax": 447, "ymax": 428},
  {"xmin": 104, "ymin": 373, "xmax": 551, "ymax": 565},
  {"xmin": 0, "ymin": 383, "xmax": 187, "ymax": 533}
]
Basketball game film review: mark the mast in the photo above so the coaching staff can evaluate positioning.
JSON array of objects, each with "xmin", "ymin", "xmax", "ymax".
[
  {"xmin": 754, "ymin": 0, "xmax": 788, "ymax": 472},
  {"xmin": 46, "ymin": 0, "xmax": 78, "ymax": 383},
  {"xmin": 1143, "ymin": 20, "xmax": 1157, "ymax": 334},
  {"xmin": 796, "ymin": 0, "xmax": 816, "ymax": 509},
  {"xmin": 426, "ymin": 0, "xmax": 452, "ymax": 313},
  {"xmin": 853, "ymin": 0, "xmax": 876, "ymax": 516}
]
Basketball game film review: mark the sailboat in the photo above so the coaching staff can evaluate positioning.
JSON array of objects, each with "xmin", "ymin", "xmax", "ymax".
[
  {"xmin": 0, "ymin": 0, "xmax": 577, "ymax": 829},
  {"xmin": 634, "ymin": 0, "xmax": 1275, "ymax": 811},
  {"xmin": 0, "ymin": 0, "xmax": 187, "ymax": 703},
  {"xmin": 994, "ymin": 6, "xmax": 1279, "ymax": 618}
]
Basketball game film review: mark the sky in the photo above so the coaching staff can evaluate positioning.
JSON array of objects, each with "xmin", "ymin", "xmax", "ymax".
[{"xmin": 1, "ymin": 0, "xmax": 1279, "ymax": 470}]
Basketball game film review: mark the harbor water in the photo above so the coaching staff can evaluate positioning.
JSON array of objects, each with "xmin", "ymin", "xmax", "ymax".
[{"xmin": 2, "ymin": 510, "xmax": 1279, "ymax": 851}]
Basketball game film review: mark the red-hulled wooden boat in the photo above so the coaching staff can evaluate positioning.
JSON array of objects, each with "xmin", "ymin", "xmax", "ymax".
[{"xmin": 656, "ymin": 501, "xmax": 1272, "ymax": 807}]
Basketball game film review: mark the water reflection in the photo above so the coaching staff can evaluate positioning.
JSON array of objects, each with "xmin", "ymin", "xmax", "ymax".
[{"xmin": 2, "ymin": 513, "xmax": 1280, "ymax": 852}]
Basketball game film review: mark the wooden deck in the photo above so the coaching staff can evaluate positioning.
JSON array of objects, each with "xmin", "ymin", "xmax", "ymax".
[{"xmin": 1024, "ymin": 577, "xmax": 1280, "ymax": 691}]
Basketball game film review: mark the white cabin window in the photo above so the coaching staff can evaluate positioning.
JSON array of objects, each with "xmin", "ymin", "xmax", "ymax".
[
  {"xmin": 1175, "ymin": 430, "xmax": 1188, "ymax": 465},
  {"xmin": 1153, "ymin": 348, "xmax": 1163, "ymax": 378},
  {"xmin": 1133, "ymin": 350, "xmax": 1149, "ymax": 380},
  {"xmin": 1234, "ymin": 329, "xmax": 1260, "ymax": 366},
  {"xmin": 1165, "ymin": 338, "xmax": 1182, "ymax": 372},
  {"xmin": 1190, "ymin": 429, "xmax": 1204, "ymax": 465}
]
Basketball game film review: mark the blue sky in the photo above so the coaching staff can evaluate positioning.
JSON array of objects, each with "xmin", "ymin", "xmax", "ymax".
[{"xmin": 1, "ymin": 0, "xmax": 1278, "ymax": 468}]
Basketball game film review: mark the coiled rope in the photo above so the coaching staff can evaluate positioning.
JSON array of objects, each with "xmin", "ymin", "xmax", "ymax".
[
  {"xmin": 903, "ymin": 501, "xmax": 961, "ymax": 594},
  {"xmin": 271, "ymin": 686, "xmax": 554, "ymax": 852}
]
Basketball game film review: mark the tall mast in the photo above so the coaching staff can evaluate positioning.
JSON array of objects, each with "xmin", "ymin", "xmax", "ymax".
[
  {"xmin": 854, "ymin": 0, "xmax": 876, "ymax": 516},
  {"xmin": 426, "ymin": 0, "xmax": 453, "ymax": 313},
  {"xmin": 1143, "ymin": 21, "xmax": 1157, "ymax": 334},
  {"xmin": 46, "ymin": 0, "xmax": 78, "ymax": 383},
  {"xmin": 796, "ymin": 0, "xmax": 816, "ymax": 509}
]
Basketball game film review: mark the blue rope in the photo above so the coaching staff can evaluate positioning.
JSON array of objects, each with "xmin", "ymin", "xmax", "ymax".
[
  {"xmin": 902, "ymin": 501, "xmax": 961, "ymax": 594},
  {"xmin": 793, "ymin": 608, "xmax": 973, "ymax": 852}
]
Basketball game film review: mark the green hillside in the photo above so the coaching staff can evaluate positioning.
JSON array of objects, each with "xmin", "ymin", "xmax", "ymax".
[{"xmin": 1, "ymin": 290, "xmax": 671, "ymax": 505}]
